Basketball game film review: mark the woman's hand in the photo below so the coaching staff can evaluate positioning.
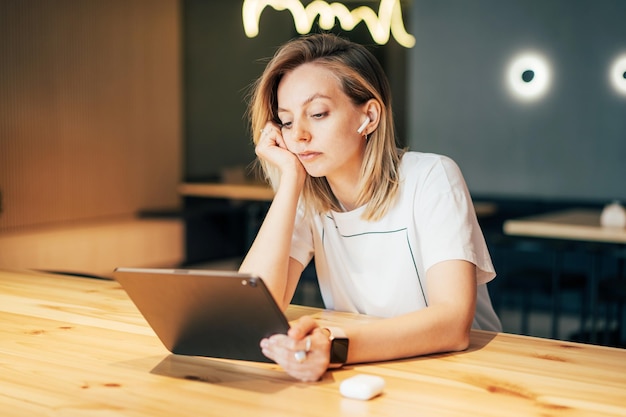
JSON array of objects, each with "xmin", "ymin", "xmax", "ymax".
[
  {"xmin": 256, "ymin": 122, "xmax": 305, "ymax": 179},
  {"xmin": 260, "ymin": 316, "xmax": 331, "ymax": 382}
]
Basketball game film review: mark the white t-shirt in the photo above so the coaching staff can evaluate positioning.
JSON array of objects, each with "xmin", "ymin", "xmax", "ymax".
[{"xmin": 290, "ymin": 151, "xmax": 502, "ymax": 331}]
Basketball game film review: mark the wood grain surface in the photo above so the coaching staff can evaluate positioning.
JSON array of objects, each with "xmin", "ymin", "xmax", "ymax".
[{"xmin": 1, "ymin": 269, "xmax": 625, "ymax": 416}]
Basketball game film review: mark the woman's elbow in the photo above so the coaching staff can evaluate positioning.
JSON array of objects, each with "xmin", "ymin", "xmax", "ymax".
[
  {"xmin": 442, "ymin": 320, "xmax": 472, "ymax": 352},
  {"xmin": 448, "ymin": 330, "xmax": 471, "ymax": 352}
]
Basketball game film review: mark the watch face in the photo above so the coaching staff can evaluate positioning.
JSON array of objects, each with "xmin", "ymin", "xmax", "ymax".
[{"xmin": 330, "ymin": 338, "xmax": 349, "ymax": 364}]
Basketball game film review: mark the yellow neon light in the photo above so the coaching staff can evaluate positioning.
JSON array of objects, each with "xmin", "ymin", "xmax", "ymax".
[{"xmin": 242, "ymin": 0, "xmax": 415, "ymax": 48}]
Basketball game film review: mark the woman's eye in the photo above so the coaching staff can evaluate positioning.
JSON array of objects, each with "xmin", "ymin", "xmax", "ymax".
[
  {"xmin": 311, "ymin": 112, "xmax": 327, "ymax": 119},
  {"xmin": 280, "ymin": 121, "xmax": 292, "ymax": 129}
]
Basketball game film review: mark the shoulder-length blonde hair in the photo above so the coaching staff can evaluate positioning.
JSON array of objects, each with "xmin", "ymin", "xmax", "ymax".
[{"xmin": 248, "ymin": 33, "xmax": 403, "ymax": 221}]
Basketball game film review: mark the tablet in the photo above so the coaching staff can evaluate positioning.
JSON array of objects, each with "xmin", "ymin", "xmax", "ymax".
[{"xmin": 113, "ymin": 267, "xmax": 290, "ymax": 363}]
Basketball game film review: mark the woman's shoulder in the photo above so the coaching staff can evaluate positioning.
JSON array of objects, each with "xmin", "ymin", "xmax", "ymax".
[{"xmin": 400, "ymin": 151, "xmax": 461, "ymax": 173}]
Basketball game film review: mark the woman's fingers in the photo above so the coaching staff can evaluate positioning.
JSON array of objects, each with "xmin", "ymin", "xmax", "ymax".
[
  {"xmin": 260, "ymin": 327, "xmax": 331, "ymax": 382},
  {"xmin": 258, "ymin": 123, "xmax": 282, "ymax": 147},
  {"xmin": 288, "ymin": 315, "xmax": 319, "ymax": 339},
  {"xmin": 256, "ymin": 122, "xmax": 300, "ymax": 170}
]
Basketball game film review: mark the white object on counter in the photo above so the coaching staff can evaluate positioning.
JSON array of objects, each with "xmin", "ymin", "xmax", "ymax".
[
  {"xmin": 600, "ymin": 201, "xmax": 626, "ymax": 228},
  {"xmin": 340, "ymin": 374, "xmax": 386, "ymax": 400}
]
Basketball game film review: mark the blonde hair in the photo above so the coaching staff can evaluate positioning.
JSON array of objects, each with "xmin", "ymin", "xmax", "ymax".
[{"xmin": 248, "ymin": 33, "xmax": 403, "ymax": 221}]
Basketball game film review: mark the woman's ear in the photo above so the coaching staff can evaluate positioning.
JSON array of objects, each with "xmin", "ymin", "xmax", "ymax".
[{"xmin": 361, "ymin": 99, "xmax": 382, "ymax": 136}]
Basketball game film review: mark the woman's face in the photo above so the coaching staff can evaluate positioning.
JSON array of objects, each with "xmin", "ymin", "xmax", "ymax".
[{"xmin": 276, "ymin": 62, "xmax": 368, "ymax": 182}]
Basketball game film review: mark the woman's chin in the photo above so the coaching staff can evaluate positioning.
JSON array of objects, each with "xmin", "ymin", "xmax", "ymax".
[{"xmin": 302, "ymin": 166, "xmax": 326, "ymax": 178}]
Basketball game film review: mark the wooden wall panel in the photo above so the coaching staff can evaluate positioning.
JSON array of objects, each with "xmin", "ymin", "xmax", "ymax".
[{"xmin": 0, "ymin": 0, "xmax": 181, "ymax": 232}]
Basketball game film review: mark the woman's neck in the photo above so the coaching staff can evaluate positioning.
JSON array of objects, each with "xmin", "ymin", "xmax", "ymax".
[
  {"xmin": 326, "ymin": 150, "xmax": 366, "ymax": 212},
  {"xmin": 327, "ymin": 175, "xmax": 360, "ymax": 212}
]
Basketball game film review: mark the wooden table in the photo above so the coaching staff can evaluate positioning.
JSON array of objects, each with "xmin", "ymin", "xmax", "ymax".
[
  {"xmin": 178, "ymin": 182, "xmax": 498, "ymax": 217},
  {"xmin": 178, "ymin": 182, "xmax": 274, "ymax": 251},
  {"xmin": 2, "ymin": 269, "xmax": 626, "ymax": 416},
  {"xmin": 504, "ymin": 209, "xmax": 626, "ymax": 244},
  {"xmin": 178, "ymin": 182, "xmax": 275, "ymax": 202},
  {"xmin": 504, "ymin": 208, "xmax": 626, "ymax": 342}
]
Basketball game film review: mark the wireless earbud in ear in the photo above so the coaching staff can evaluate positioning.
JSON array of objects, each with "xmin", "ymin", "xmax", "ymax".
[{"xmin": 356, "ymin": 117, "xmax": 370, "ymax": 134}]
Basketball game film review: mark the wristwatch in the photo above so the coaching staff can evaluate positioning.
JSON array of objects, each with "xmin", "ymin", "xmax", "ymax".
[{"xmin": 325, "ymin": 327, "xmax": 349, "ymax": 368}]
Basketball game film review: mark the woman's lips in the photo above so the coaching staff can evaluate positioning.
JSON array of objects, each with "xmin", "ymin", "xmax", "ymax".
[{"xmin": 298, "ymin": 151, "xmax": 321, "ymax": 161}]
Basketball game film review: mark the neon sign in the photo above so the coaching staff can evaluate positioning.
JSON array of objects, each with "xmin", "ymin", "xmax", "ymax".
[{"xmin": 242, "ymin": 0, "xmax": 415, "ymax": 48}]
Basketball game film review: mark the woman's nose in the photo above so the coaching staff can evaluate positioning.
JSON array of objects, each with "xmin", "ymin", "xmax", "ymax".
[{"xmin": 292, "ymin": 119, "xmax": 311, "ymax": 142}]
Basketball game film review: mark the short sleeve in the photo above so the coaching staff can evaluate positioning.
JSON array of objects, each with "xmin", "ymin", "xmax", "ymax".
[
  {"xmin": 290, "ymin": 204, "xmax": 315, "ymax": 268},
  {"xmin": 413, "ymin": 156, "xmax": 495, "ymax": 285}
]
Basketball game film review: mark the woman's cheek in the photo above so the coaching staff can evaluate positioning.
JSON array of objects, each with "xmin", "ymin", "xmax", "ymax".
[{"xmin": 281, "ymin": 134, "xmax": 295, "ymax": 152}]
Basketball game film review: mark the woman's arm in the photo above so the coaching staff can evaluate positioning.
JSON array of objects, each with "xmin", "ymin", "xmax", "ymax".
[
  {"xmin": 261, "ymin": 259, "xmax": 477, "ymax": 381},
  {"xmin": 239, "ymin": 184, "xmax": 305, "ymax": 309},
  {"xmin": 343, "ymin": 259, "xmax": 477, "ymax": 363},
  {"xmin": 238, "ymin": 123, "xmax": 306, "ymax": 309}
]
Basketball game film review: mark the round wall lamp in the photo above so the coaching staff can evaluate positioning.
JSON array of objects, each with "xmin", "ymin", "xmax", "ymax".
[
  {"xmin": 609, "ymin": 53, "xmax": 626, "ymax": 96},
  {"xmin": 506, "ymin": 52, "xmax": 551, "ymax": 101}
]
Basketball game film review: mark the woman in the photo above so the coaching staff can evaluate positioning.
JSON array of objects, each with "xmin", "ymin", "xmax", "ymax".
[{"xmin": 240, "ymin": 33, "xmax": 501, "ymax": 382}]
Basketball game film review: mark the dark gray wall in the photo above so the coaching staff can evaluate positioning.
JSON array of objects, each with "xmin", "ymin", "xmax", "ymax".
[
  {"xmin": 183, "ymin": 1, "xmax": 295, "ymax": 180},
  {"xmin": 408, "ymin": 0, "xmax": 626, "ymax": 202}
]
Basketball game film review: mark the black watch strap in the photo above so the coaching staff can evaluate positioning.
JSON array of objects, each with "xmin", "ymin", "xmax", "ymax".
[{"xmin": 326, "ymin": 327, "xmax": 349, "ymax": 368}]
